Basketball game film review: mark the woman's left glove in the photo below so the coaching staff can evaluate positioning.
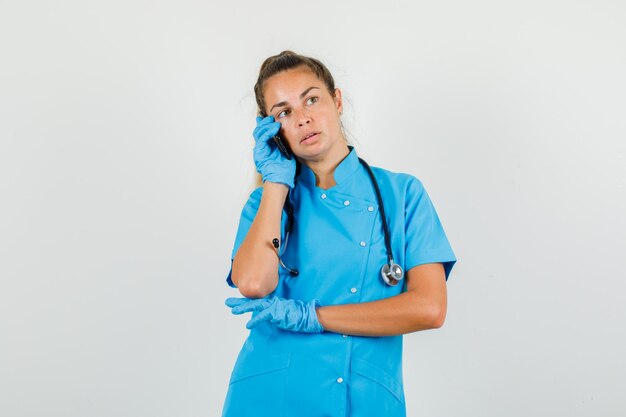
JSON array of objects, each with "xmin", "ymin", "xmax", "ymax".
[{"xmin": 225, "ymin": 295, "xmax": 324, "ymax": 333}]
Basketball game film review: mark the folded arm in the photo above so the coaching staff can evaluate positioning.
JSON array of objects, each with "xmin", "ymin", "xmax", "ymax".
[
  {"xmin": 230, "ymin": 182, "xmax": 288, "ymax": 298},
  {"xmin": 316, "ymin": 263, "xmax": 448, "ymax": 336}
]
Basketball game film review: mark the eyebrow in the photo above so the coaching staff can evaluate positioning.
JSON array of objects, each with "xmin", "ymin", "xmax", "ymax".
[{"xmin": 269, "ymin": 86, "xmax": 320, "ymax": 113}]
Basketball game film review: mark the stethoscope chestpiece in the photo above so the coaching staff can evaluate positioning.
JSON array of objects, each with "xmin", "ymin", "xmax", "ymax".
[{"xmin": 381, "ymin": 262, "xmax": 404, "ymax": 286}]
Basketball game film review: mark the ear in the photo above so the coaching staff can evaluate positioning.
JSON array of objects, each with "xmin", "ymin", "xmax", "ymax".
[{"xmin": 333, "ymin": 87, "xmax": 343, "ymax": 115}]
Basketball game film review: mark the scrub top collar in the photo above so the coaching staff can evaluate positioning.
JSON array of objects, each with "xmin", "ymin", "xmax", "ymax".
[{"xmin": 296, "ymin": 145, "xmax": 360, "ymax": 189}]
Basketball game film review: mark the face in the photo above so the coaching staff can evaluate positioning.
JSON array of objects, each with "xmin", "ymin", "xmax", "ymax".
[{"xmin": 263, "ymin": 66, "xmax": 344, "ymax": 162}]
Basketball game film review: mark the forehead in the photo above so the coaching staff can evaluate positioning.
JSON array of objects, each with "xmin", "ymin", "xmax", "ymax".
[{"xmin": 263, "ymin": 67, "xmax": 325, "ymax": 101}]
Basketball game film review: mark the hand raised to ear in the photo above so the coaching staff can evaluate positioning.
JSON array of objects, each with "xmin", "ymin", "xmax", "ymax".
[{"xmin": 253, "ymin": 116, "xmax": 296, "ymax": 189}]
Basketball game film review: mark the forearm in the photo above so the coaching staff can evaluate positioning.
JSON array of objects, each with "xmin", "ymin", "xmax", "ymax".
[
  {"xmin": 316, "ymin": 290, "xmax": 444, "ymax": 337},
  {"xmin": 231, "ymin": 182, "xmax": 288, "ymax": 298}
]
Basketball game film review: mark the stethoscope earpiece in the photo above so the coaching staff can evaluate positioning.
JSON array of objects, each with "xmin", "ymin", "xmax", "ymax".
[{"xmin": 272, "ymin": 238, "xmax": 299, "ymax": 277}]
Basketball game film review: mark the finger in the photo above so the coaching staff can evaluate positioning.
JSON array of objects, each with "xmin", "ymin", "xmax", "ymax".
[
  {"xmin": 225, "ymin": 297, "xmax": 251, "ymax": 308},
  {"xmin": 231, "ymin": 299, "xmax": 269, "ymax": 315},
  {"xmin": 256, "ymin": 115, "xmax": 274, "ymax": 125},
  {"xmin": 246, "ymin": 309, "xmax": 273, "ymax": 329},
  {"xmin": 254, "ymin": 123, "xmax": 281, "ymax": 142}
]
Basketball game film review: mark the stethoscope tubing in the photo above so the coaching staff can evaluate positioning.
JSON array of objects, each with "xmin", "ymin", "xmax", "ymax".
[{"xmin": 277, "ymin": 151, "xmax": 404, "ymax": 286}]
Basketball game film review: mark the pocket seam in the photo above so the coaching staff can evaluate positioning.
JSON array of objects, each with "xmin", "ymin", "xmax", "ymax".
[
  {"xmin": 351, "ymin": 358, "xmax": 405, "ymax": 404},
  {"xmin": 229, "ymin": 353, "xmax": 291, "ymax": 385}
]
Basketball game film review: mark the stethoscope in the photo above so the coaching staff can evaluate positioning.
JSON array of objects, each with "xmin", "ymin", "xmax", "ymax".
[{"xmin": 271, "ymin": 147, "xmax": 404, "ymax": 286}]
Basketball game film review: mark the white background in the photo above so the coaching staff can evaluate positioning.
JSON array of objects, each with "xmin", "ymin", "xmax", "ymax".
[{"xmin": 1, "ymin": 1, "xmax": 625, "ymax": 416}]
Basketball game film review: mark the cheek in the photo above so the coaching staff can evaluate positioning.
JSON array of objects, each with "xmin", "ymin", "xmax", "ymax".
[{"xmin": 278, "ymin": 123, "xmax": 297, "ymax": 144}]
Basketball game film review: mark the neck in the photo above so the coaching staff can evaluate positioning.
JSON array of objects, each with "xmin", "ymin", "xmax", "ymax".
[{"xmin": 300, "ymin": 144, "xmax": 350, "ymax": 189}]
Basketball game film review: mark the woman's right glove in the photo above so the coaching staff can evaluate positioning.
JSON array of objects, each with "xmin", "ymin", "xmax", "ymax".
[{"xmin": 253, "ymin": 116, "xmax": 296, "ymax": 188}]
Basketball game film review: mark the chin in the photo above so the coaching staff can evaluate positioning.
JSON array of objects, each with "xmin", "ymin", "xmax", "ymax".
[{"xmin": 295, "ymin": 142, "xmax": 326, "ymax": 158}]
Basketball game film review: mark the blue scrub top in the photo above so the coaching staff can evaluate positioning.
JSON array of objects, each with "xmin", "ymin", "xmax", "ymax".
[{"xmin": 223, "ymin": 146, "xmax": 456, "ymax": 417}]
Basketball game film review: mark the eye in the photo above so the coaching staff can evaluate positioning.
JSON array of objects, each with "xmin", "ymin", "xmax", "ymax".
[
  {"xmin": 306, "ymin": 96, "xmax": 319, "ymax": 105},
  {"xmin": 277, "ymin": 109, "xmax": 290, "ymax": 118}
]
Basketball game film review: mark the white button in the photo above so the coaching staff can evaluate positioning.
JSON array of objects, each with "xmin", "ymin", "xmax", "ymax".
[
  {"xmin": 321, "ymin": 193, "xmax": 327, "ymax": 199},
  {"xmin": 367, "ymin": 206, "xmax": 374, "ymax": 212},
  {"xmin": 343, "ymin": 200, "xmax": 350, "ymax": 206},
  {"xmin": 337, "ymin": 377, "xmax": 344, "ymax": 384},
  {"xmin": 360, "ymin": 241, "xmax": 366, "ymax": 247},
  {"xmin": 350, "ymin": 287, "xmax": 357, "ymax": 293},
  {"xmin": 342, "ymin": 334, "xmax": 348, "ymax": 338}
]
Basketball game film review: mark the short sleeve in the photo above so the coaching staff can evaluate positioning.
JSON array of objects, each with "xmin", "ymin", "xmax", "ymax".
[
  {"xmin": 226, "ymin": 187, "xmax": 263, "ymax": 288},
  {"xmin": 404, "ymin": 177, "xmax": 457, "ymax": 281}
]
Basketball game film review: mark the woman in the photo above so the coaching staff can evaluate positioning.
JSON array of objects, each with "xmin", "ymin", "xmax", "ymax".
[{"xmin": 222, "ymin": 51, "xmax": 456, "ymax": 417}]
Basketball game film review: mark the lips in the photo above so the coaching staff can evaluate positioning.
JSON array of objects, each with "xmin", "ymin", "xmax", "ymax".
[{"xmin": 300, "ymin": 132, "xmax": 320, "ymax": 143}]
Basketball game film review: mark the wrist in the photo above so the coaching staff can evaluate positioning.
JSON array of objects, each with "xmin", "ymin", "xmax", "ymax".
[
  {"xmin": 259, "ymin": 181, "xmax": 290, "ymax": 213},
  {"xmin": 263, "ymin": 179, "xmax": 292, "ymax": 192},
  {"xmin": 309, "ymin": 299, "xmax": 324, "ymax": 333}
]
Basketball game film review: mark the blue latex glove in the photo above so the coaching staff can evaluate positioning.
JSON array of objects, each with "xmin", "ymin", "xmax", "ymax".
[
  {"xmin": 253, "ymin": 116, "xmax": 296, "ymax": 188},
  {"xmin": 225, "ymin": 295, "xmax": 324, "ymax": 333}
]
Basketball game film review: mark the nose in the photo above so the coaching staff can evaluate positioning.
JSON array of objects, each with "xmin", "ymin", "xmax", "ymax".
[{"xmin": 295, "ymin": 108, "xmax": 311, "ymax": 127}]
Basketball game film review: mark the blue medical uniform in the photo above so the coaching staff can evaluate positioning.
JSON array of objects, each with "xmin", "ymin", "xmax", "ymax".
[{"xmin": 223, "ymin": 146, "xmax": 456, "ymax": 417}]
